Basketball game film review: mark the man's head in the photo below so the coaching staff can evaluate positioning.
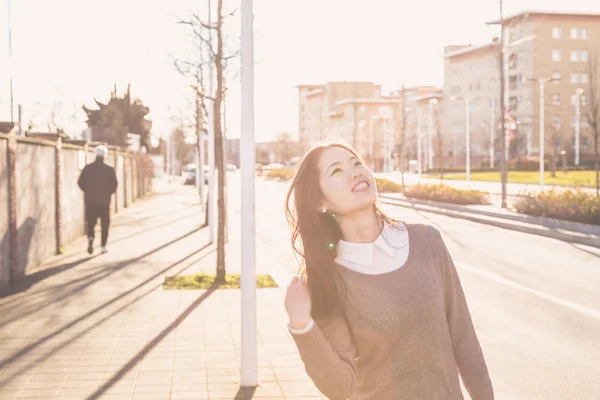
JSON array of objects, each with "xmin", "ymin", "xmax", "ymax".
[{"xmin": 96, "ymin": 145, "xmax": 108, "ymax": 160}]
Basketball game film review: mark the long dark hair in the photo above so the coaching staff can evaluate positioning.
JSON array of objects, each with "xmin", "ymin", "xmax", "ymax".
[{"xmin": 285, "ymin": 141, "xmax": 394, "ymax": 318}]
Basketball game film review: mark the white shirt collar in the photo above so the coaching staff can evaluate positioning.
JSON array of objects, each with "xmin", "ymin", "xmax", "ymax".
[{"xmin": 336, "ymin": 221, "xmax": 407, "ymax": 268}]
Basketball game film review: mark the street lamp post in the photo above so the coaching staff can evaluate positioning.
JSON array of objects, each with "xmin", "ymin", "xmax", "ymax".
[
  {"xmin": 240, "ymin": 0, "xmax": 257, "ymax": 387},
  {"xmin": 451, "ymin": 96, "xmax": 481, "ymax": 182},
  {"xmin": 526, "ymin": 77, "xmax": 556, "ymax": 190},
  {"xmin": 369, "ymin": 114, "xmax": 379, "ymax": 170},
  {"xmin": 427, "ymin": 99, "xmax": 437, "ymax": 171},
  {"xmin": 575, "ymin": 88, "xmax": 584, "ymax": 166},
  {"xmin": 417, "ymin": 108, "xmax": 422, "ymax": 178},
  {"xmin": 490, "ymin": 99, "xmax": 495, "ymax": 168}
]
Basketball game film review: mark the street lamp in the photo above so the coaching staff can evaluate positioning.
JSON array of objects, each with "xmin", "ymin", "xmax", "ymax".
[
  {"xmin": 525, "ymin": 76, "xmax": 557, "ymax": 190},
  {"xmin": 575, "ymin": 88, "xmax": 584, "ymax": 166},
  {"xmin": 417, "ymin": 108, "xmax": 423, "ymax": 178},
  {"xmin": 427, "ymin": 98, "xmax": 438, "ymax": 171},
  {"xmin": 369, "ymin": 114, "xmax": 379, "ymax": 170},
  {"xmin": 451, "ymin": 95, "xmax": 482, "ymax": 182}
]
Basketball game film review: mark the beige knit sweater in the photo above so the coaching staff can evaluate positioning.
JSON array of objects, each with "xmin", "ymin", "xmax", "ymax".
[{"xmin": 292, "ymin": 223, "xmax": 494, "ymax": 400}]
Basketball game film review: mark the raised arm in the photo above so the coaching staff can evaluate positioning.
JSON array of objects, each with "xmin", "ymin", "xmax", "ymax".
[{"xmin": 291, "ymin": 314, "xmax": 357, "ymax": 400}]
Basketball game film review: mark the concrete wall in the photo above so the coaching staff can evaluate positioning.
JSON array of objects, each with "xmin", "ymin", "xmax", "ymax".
[
  {"xmin": 0, "ymin": 135, "xmax": 154, "ymax": 291},
  {"xmin": 15, "ymin": 142, "xmax": 56, "ymax": 278},
  {"xmin": 61, "ymin": 148, "xmax": 85, "ymax": 245},
  {"xmin": 0, "ymin": 138, "xmax": 9, "ymax": 288}
]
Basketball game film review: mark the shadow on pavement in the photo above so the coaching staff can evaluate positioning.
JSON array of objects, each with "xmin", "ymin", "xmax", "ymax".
[
  {"xmin": 0, "ymin": 226, "xmax": 205, "ymax": 328},
  {"xmin": 0, "ymin": 254, "xmax": 100, "ymax": 299},
  {"xmin": 86, "ymin": 283, "xmax": 219, "ymax": 400},
  {"xmin": 0, "ymin": 241, "xmax": 214, "ymax": 389}
]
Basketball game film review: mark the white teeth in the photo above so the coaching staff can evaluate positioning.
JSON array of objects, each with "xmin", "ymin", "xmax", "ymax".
[{"xmin": 352, "ymin": 182, "xmax": 368, "ymax": 192}]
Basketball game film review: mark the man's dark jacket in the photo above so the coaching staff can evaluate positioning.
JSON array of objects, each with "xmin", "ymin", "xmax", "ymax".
[{"xmin": 78, "ymin": 159, "xmax": 118, "ymax": 205}]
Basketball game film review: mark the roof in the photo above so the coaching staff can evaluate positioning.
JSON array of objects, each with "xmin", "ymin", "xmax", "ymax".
[
  {"xmin": 444, "ymin": 41, "xmax": 500, "ymax": 58},
  {"xmin": 335, "ymin": 98, "xmax": 402, "ymax": 106},
  {"xmin": 407, "ymin": 93, "xmax": 444, "ymax": 103},
  {"xmin": 486, "ymin": 10, "xmax": 600, "ymax": 25},
  {"xmin": 303, "ymin": 88, "xmax": 325, "ymax": 97}
]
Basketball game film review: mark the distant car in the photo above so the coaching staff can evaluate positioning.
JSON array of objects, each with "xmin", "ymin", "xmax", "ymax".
[
  {"xmin": 184, "ymin": 166, "xmax": 209, "ymax": 185},
  {"xmin": 227, "ymin": 164, "xmax": 237, "ymax": 171}
]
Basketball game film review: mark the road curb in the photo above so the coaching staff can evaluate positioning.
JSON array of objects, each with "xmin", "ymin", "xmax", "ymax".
[{"xmin": 380, "ymin": 196, "xmax": 600, "ymax": 249}]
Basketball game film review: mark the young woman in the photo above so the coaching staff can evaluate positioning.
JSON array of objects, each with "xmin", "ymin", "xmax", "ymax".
[{"xmin": 284, "ymin": 142, "xmax": 494, "ymax": 400}]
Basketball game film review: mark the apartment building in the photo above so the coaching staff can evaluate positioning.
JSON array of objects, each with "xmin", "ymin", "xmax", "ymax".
[
  {"xmin": 490, "ymin": 10, "xmax": 600, "ymax": 165},
  {"xmin": 443, "ymin": 41, "xmax": 501, "ymax": 168},
  {"xmin": 296, "ymin": 82, "xmax": 403, "ymax": 171}
]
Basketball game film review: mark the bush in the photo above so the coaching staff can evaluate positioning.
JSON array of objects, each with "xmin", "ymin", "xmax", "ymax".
[
  {"xmin": 404, "ymin": 184, "xmax": 490, "ymax": 205},
  {"xmin": 510, "ymin": 156, "xmax": 549, "ymax": 171},
  {"xmin": 514, "ymin": 189, "xmax": 600, "ymax": 225},
  {"xmin": 264, "ymin": 168, "xmax": 294, "ymax": 181},
  {"xmin": 375, "ymin": 177, "xmax": 403, "ymax": 193}
]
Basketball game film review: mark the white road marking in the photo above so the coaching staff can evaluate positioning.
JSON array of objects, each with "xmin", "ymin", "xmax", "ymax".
[{"xmin": 456, "ymin": 261, "xmax": 600, "ymax": 322}]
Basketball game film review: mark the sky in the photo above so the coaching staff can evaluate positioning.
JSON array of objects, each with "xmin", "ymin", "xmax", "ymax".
[{"xmin": 0, "ymin": 0, "xmax": 597, "ymax": 142}]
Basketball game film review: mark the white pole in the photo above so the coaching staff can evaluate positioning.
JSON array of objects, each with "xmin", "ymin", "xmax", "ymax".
[
  {"xmin": 7, "ymin": 0, "xmax": 14, "ymax": 121},
  {"xmin": 389, "ymin": 118, "xmax": 395, "ymax": 172},
  {"xmin": 575, "ymin": 90, "xmax": 581, "ymax": 166},
  {"xmin": 539, "ymin": 79, "xmax": 545, "ymax": 190},
  {"xmin": 241, "ymin": 0, "xmax": 257, "ymax": 387},
  {"xmin": 369, "ymin": 116, "xmax": 375, "ymax": 170},
  {"xmin": 166, "ymin": 133, "xmax": 172, "ymax": 181},
  {"xmin": 489, "ymin": 99, "xmax": 495, "ymax": 168},
  {"xmin": 427, "ymin": 103, "xmax": 433, "ymax": 171},
  {"xmin": 466, "ymin": 98, "xmax": 471, "ymax": 182},
  {"xmin": 198, "ymin": 132, "xmax": 205, "ymax": 210},
  {"xmin": 207, "ymin": 0, "xmax": 216, "ymax": 243},
  {"xmin": 417, "ymin": 108, "xmax": 422, "ymax": 178},
  {"xmin": 383, "ymin": 118, "xmax": 388, "ymax": 172}
]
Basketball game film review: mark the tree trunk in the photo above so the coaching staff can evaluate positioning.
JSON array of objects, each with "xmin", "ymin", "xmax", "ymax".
[{"xmin": 214, "ymin": 0, "xmax": 226, "ymax": 283}]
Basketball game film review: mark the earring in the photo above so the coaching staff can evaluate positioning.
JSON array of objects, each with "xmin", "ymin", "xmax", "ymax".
[{"xmin": 319, "ymin": 206, "xmax": 327, "ymax": 214}]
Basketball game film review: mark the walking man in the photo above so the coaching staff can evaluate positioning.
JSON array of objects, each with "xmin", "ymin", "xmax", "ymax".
[{"xmin": 78, "ymin": 145, "xmax": 118, "ymax": 254}]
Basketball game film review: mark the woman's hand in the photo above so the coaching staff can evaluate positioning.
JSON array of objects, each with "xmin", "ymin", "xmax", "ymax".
[{"xmin": 285, "ymin": 275, "xmax": 313, "ymax": 329}]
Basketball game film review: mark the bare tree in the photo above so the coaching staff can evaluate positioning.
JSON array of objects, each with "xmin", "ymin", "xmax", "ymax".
[
  {"xmin": 586, "ymin": 51, "xmax": 600, "ymax": 196},
  {"xmin": 173, "ymin": 1, "xmax": 238, "ymax": 282}
]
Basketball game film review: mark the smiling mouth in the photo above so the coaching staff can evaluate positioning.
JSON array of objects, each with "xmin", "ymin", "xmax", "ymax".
[{"xmin": 352, "ymin": 180, "xmax": 370, "ymax": 192}]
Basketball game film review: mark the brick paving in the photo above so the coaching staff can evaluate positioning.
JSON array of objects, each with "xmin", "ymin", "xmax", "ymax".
[{"xmin": 0, "ymin": 181, "xmax": 325, "ymax": 400}]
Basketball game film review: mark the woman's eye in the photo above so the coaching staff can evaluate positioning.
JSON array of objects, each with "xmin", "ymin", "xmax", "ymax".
[
  {"xmin": 354, "ymin": 161, "xmax": 362, "ymax": 167},
  {"xmin": 330, "ymin": 168, "xmax": 342, "ymax": 176}
]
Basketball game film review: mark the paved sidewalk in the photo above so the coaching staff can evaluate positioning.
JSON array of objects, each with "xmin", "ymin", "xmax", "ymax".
[{"xmin": 0, "ymin": 181, "xmax": 325, "ymax": 400}]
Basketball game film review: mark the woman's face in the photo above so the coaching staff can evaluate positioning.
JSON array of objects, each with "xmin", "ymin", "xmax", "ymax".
[{"xmin": 317, "ymin": 146, "xmax": 377, "ymax": 215}]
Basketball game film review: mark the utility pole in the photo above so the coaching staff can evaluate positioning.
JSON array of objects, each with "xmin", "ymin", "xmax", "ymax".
[{"xmin": 499, "ymin": 0, "xmax": 508, "ymax": 208}]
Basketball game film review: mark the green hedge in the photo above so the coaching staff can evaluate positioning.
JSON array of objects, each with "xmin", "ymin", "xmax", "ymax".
[
  {"xmin": 404, "ymin": 184, "xmax": 490, "ymax": 205},
  {"xmin": 514, "ymin": 189, "xmax": 600, "ymax": 225}
]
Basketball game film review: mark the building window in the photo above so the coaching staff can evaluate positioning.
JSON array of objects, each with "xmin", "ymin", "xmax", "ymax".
[
  {"xmin": 553, "ymin": 93, "xmax": 561, "ymax": 106},
  {"xmin": 552, "ymin": 50, "xmax": 562, "ymax": 61},
  {"xmin": 572, "ymin": 115, "xmax": 577, "ymax": 127},
  {"xmin": 552, "ymin": 117, "xmax": 561, "ymax": 128},
  {"xmin": 509, "ymin": 96, "xmax": 518, "ymax": 111},
  {"xmin": 582, "ymin": 51, "xmax": 589, "ymax": 62},
  {"xmin": 552, "ymin": 27, "xmax": 562, "ymax": 39},
  {"xmin": 571, "ymin": 73, "xmax": 579, "ymax": 83},
  {"xmin": 552, "ymin": 72, "xmax": 562, "ymax": 82},
  {"xmin": 571, "ymin": 94, "xmax": 578, "ymax": 105},
  {"xmin": 509, "ymin": 53, "xmax": 518, "ymax": 68},
  {"xmin": 571, "ymin": 28, "xmax": 579, "ymax": 39},
  {"xmin": 581, "ymin": 28, "xmax": 589, "ymax": 40},
  {"xmin": 571, "ymin": 50, "xmax": 580, "ymax": 62},
  {"xmin": 582, "ymin": 94, "xmax": 589, "ymax": 105},
  {"xmin": 581, "ymin": 72, "xmax": 588, "ymax": 83},
  {"xmin": 509, "ymin": 75, "xmax": 518, "ymax": 90}
]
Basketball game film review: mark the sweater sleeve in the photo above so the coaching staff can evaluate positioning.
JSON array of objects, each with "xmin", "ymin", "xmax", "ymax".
[
  {"xmin": 432, "ymin": 226, "xmax": 494, "ymax": 400},
  {"xmin": 291, "ymin": 313, "xmax": 357, "ymax": 400}
]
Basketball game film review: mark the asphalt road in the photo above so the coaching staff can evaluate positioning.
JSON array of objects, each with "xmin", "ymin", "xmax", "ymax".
[{"xmin": 226, "ymin": 171, "xmax": 600, "ymax": 400}]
